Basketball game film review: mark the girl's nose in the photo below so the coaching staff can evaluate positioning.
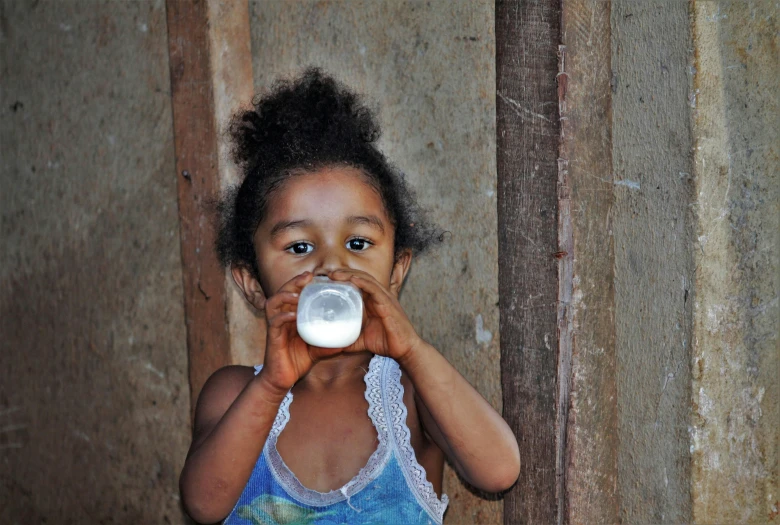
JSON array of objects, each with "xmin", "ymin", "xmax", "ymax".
[{"xmin": 312, "ymin": 246, "xmax": 345, "ymax": 276}]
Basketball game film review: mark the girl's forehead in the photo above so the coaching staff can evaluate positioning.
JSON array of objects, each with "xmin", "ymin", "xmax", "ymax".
[{"xmin": 264, "ymin": 167, "xmax": 389, "ymax": 223}]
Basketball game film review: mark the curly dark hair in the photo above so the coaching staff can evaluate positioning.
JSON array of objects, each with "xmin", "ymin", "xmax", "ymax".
[{"xmin": 215, "ymin": 67, "xmax": 441, "ymax": 281}]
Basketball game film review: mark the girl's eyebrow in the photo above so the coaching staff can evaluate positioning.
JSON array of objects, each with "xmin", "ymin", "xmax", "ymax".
[
  {"xmin": 347, "ymin": 215, "xmax": 385, "ymax": 233},
  {"xmin": 269, "ymin": 219, "xmax": 312, "ymax": 238}
]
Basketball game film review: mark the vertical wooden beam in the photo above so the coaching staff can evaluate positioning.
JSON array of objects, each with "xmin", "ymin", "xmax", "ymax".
[
  {"xmin": 559, "ymin": 1, "xmax": 619, "ymax": 523},
  {"xmin": 204, "ymin": 0, "xmax": 263, "ymax": 369},
  {"xmin": 496, "ymin": 0, "xmax": 562, "ymax": 523},
  {"xmin": 165, "ymin": 0, "xmax": 231, "ymax": 420}
]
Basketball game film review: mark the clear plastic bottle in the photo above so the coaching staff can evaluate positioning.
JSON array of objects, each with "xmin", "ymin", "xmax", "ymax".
[{"xmin": 296, "ymin": 276, "xmax": 363, "ymax": 348}]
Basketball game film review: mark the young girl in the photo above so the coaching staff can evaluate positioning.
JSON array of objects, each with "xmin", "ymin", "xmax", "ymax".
[{"xmin": 179, "ymin": 69, "xmax": 520, "ymax": 525}]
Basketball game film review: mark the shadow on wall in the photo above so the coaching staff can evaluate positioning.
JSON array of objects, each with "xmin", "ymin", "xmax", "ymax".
[{"xmin": 0, "ymin": 186, "xmax": 194, "ymax": 524}]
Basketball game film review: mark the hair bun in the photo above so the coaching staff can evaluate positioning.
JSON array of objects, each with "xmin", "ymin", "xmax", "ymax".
[{"xmin": 230, "ymin": 68, "xmax": 379, "ymax": 170}]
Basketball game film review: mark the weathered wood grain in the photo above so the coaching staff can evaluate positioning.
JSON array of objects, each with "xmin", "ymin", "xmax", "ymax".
[
  {"xmin": 165, "ymin": 0, "xmax": 231, "ymax": 422},
  {"xmin": 496, "ymin": 0, "xmax": 562, "ymax": 523},
  {"xmin": 560, "ymin": 0, "xmax": 619, "ymax": 523},
  {"xmin": 204, "ymin": 0, "xmax": 264, "ymax": 369}
]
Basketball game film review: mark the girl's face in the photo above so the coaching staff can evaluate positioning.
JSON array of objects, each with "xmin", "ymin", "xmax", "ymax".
[{"xmin": 251, "ymin": 166, "xmax": 409, "ymax": 299}]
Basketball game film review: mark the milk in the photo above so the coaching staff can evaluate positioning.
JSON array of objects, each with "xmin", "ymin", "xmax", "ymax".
[
  {"xmin": 296, "ymin": 276, "xmax": 364, "ymax": 348},
  {"xmin": 297, "ymin": 318, "xmax": 362, "ymax": 348}
]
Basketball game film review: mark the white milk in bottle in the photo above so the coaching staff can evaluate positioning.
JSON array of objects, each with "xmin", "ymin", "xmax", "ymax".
[{"xmin": 296, "ymin": 276, "xmax": 363, "ymax": 348}]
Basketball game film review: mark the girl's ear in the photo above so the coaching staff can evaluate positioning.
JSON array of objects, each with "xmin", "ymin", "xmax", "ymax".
[
  {"xmin": 231, "ymin": 265, "xmax": 267, "ymax": 311},
  {"xmin": 389, "ymin": 250, "xmax": 413, "ymax": 298}
]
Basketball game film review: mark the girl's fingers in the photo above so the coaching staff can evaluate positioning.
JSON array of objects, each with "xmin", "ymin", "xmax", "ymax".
[
  {"xmin": 330, "ymin": 269, "xmax": 418, "ymax": 358},
  {"xmin": 265, "ymin": 272, "xmax": 310, "ymax": 320},
  {"xmin": 342, "ymin": 273, "xmax": 398, "ymax": 318},
  {"xmin": 265, "ymin": 291, "xmax": 300, "ymax": 314},
  {"xmin": 278, "ymin": 271, "xmax": 313, "ymax": 294},
  {"xmin": 330, "ymin": 269, "xmax": 393, "ymax": 304},
  {"xmin": 268, "ymin": 311, "xmax": 296, "ymax": 329}
]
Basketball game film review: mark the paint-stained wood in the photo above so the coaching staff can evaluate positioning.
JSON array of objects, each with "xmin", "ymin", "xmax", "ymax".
[
  {"xmin": 560, "ymin": 1, "xmax": 620, "ymax": 523},
  {"xmin": 166, "ymin": 0, "xmax": 231, "ymax": 421},
  {"xmin": 496, "ymin": 0, "xmax": 562, "ymax": 523}
]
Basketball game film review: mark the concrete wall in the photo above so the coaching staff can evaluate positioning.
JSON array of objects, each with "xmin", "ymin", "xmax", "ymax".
[
  {"xmin": 690, "ymin": 1, "xmax": 779, "ymax": 522},
  {"xmin": 0, "ymin": 1, "xmax": 191, "ymax": 523},
  {"xmin": 248, "ymin": 1, "xmax": 500, "ymax": 522},
  {"xmin": 611, "ymin": 0, "xmax": 778, "ymax": 523},
  {"xmin": 611, "ymin": 1, "xmax": 696, "ymax": 522}
]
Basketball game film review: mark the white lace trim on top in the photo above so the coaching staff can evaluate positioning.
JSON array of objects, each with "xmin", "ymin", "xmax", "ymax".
[
  {"xmin": 252, "ymin": 358, "xmax": 448, "ymax": 522},
  {"xmin": 260, "ymin": 357, "xmax": 392, "ymax": 507},
  {"xmin": 380, "ymin": 357, "xmax": 449, "ymax": 522}
]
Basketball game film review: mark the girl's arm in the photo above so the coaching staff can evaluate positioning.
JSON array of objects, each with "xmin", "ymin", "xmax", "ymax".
[
  {"xmin": 399, "ymin": 342, "xmax": 521, "ymax": 492},
  {"xmin": 331, "ymin": 269, "xmax": 520, "ymax": 493},
  {"xmin": 179, "ymin": 367, "xmax": 288, "ymax": 524},
  {"xmin": 180, "ymin": 271, "xmax": 322, "ymax": 523}
]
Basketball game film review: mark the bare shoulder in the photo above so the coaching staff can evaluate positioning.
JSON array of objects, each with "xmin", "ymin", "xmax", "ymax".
[
  {"xmin": 201, "ymin": 363, "xmax": 257, "ymax": 396},
  {"xmin": 195, "ymin": 365, "xmax": 257, "ymax": 420},
  {"xmin": 191, "ymin": 365, "xmax": 258, "ymax": 443}
]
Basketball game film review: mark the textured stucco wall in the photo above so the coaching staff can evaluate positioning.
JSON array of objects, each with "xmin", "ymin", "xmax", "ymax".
[
  {"xmin": 611, "ymin": 1, "xmax": 695, "ymax": 522},
  {"xmin": 0, "ymin": 1, "xmax": 191, "ymax": 523},
  {"xmin": 612, "ymin": 1, "xmax": 778, "ymax": 523},
  {"xmin": 248, "ymin": 1, "xmax": 500, "ymax": 522},
  {"xmin": 690, "ymin": 1, "xmax": 779, "ymax": 522}
]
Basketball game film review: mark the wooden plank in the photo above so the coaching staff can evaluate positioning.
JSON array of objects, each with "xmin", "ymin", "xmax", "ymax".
[
  {"xmin": 165, "ymin": 0, "xmax": 231, "ymax": 421},
  {"xmin": 204, "ymin": 0, "xmax": 264, "ymax": 368},
  {"xmin": 559, "ymin": 1, "xmax": 620, "ymax": 523},
  {"xmin": 496, "ymin": 0, "xmax": 562, "ymax": 523}
]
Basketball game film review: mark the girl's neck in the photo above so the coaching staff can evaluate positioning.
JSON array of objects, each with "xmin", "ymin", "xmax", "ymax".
[{"xmin": 300, "ymin": 351, "xmax": 373, "ymax": 390}]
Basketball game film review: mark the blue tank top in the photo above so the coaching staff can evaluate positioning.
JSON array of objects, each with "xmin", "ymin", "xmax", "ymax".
[{"xmin": 223, "ymin": 355, "xmax": 449, "ymax": 525}]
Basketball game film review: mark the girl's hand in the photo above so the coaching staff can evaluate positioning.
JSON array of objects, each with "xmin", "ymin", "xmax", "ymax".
[
  {"xmin": 329, "ymin": 269, "xmax": 423, "ymax": 362},
  {"xmin": 260, "ymin": 271, "xmax": 344, "ymax": 392}
]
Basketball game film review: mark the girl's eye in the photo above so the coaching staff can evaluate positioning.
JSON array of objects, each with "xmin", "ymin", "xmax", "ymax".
[
  {"xmin": 347, "ymin": 238, "xmax": 371, "ymax": 251},
  {"xmin": 286, "ymin": 242, "xmax": 313, "ymax": 255}
]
